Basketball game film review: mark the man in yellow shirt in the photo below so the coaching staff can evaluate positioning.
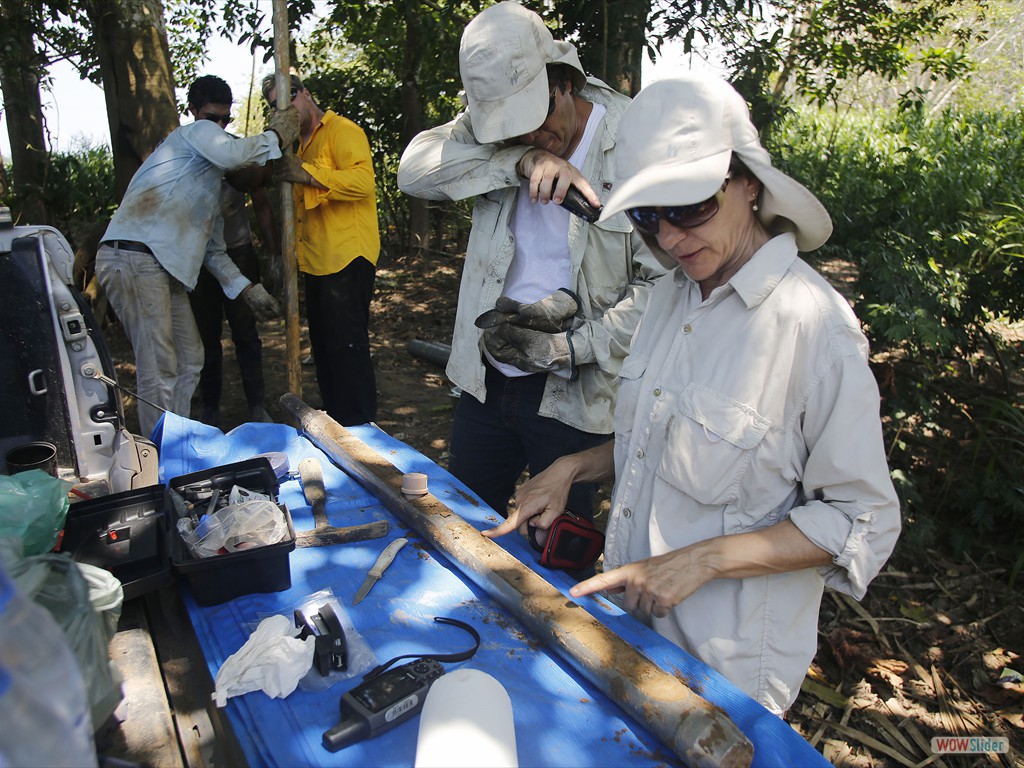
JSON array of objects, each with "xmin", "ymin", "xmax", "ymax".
[{"xmin": 263, "ymin": 74, "xmax": 381, "ymax": 425}]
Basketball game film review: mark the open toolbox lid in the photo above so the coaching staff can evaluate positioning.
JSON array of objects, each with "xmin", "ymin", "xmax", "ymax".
[{"xmin": 62, "ymin": 484, "xmax": 172, "ymax": 601}]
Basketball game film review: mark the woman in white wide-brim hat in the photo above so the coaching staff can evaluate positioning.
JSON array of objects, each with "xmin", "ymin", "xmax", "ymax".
[{"xmin": 486, "ymin": 73, "xmax": 901, "ymax": 714}]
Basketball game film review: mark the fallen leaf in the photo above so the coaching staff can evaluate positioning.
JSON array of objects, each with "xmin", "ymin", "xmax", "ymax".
[
  {"xmin": 828, "ymin": 628, "xmax": 880, "ymax": 673},
  {"xmin": 868, "ymin": 658, "xmax": 909, "ymax": 688},
  {"xmin": 898, "ymin": 602, "xmax": 930, "ymax": 623}
]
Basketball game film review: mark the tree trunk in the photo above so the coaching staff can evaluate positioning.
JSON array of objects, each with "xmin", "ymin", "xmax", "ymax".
[
  {"xmin": 0, "ymin": 0, "xmax": 50, "ymax": 224},
  {"xmin": 86, "ymin": 0, "xmax": 179, "ymax": 199},
  {"xmin": 606, "ymin": 0, "xmax": 650, "ymax": 96},
  {"xmin": 557, "ymin": 0, "xmax": 651, "ymax": 97},
  {"xmin": 401, "ymin": 6, "xmax": 430, "ymax": 252}
]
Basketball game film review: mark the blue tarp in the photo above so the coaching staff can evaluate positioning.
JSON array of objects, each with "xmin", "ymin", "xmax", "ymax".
[{"xmin": 156, "ymin": 412, "xmax": 828, "ymax": 767}]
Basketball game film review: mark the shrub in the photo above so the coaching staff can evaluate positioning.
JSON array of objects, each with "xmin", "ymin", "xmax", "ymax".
[{"xmin": 770, "ymin": 106, "xmax": 1024, "ymax": 570}]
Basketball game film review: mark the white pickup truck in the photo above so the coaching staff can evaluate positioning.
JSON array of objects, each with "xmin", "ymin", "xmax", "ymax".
[{"xmin": 0, "ymin": 207, "xmax": 157, "ymax": 493}]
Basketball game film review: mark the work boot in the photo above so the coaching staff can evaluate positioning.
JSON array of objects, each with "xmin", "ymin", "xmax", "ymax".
[{"xmin": 250, "ymin": 405, "xmax": 274, "ymax": 423}]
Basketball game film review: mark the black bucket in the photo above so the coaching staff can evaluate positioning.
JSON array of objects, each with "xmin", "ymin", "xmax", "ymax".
[{"xmin": 5, "ymin": 441, "xmax": 58, "ymax": 476}]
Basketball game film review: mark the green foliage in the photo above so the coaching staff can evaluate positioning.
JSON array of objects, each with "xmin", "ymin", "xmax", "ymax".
[
  {"xmin": 2, "ymin": 143, "xmax": 116, "ymax": 240},
  {"xmin": 46, "ymin": 144, "xmax": 117, "ymax": 236},
  {"xmin": 650, "ymin": 0, "xmax": 980, "ymax": 126},
  {"xmin": 164, "ymin": 0, "xmax": 219, "ymax": 91},
  {"xmin": 775, "ymin": 107, "xmax": 1024, "ymax": 356},
  {"xmin": 770, "ymin": 104, "xmax": 1024, "ymax": 565}
]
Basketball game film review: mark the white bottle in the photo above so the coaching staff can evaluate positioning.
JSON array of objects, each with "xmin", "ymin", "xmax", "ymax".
[{"xmin": 0, "ymin": 562, "xmax": 98, "ymax": 767}]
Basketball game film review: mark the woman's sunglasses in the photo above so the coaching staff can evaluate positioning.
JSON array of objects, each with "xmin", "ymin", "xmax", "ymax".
[{"xmin": 626, "ymin": 176, "xmax": 731, "ymax": 236}]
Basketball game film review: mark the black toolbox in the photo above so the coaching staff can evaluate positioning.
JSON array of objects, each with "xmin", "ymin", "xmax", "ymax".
[
  {"xmin": 62, "ymin": 485, "xmax": 172, "ymax": 601},
  {"xmin": 167, "ymin": 457, "xmax": 296, "ymax": 606}
]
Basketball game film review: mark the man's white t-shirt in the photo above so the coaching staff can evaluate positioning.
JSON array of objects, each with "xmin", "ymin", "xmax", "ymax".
[{"xmin": 488, "ymin": 103, "xmax": 607, "ymax": 378}]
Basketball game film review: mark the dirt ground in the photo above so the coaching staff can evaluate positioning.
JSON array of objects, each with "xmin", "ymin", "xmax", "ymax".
[{"xmin": 105, "ymin": 246, "xmax": 1023, "ymax": 767}]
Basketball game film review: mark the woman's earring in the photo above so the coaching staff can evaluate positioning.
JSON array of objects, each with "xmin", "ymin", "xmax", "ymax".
[{"xmin": 751, "ymin": 200, "xmax": 760, "ymax": 212}]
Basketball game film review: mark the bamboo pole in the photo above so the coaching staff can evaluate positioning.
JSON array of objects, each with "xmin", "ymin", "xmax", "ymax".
[
  {"xmin": 271, "ymin": 0, "xmax": 302, "ymax": 401},
  {"xmin": 279, "ymin": 393, "xmax": 754, "ymax": 768}
]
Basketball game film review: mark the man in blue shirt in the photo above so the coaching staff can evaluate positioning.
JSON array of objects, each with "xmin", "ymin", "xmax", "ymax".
[{"xmin": 96, "ymin": 75, "xmax": 299, "ymax": 436}]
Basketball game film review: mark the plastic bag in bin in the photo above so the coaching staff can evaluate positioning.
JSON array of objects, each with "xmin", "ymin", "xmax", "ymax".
[{"xmin": 178, "ymin": 499, "xmax": 288, "ymax": 558}]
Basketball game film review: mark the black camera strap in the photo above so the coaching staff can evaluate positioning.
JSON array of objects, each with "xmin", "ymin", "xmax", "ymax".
[{"xmin": 361, "ymin": 616, "xmax": 480, "ymax": 680}]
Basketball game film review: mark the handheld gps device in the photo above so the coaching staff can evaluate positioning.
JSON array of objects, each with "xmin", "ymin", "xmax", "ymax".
[
  {"xmin": 321, "ymin": 617, "xmax": 480, "ymax": 752},
  {"xmin": 322, "ymin": 658, "xmax": 444, "ymax": 751}
]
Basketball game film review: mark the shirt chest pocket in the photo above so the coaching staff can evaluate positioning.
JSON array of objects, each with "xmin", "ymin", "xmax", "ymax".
[{"xmin": 656, "ymin": 385, "xmax": 771, "ymax": 507}]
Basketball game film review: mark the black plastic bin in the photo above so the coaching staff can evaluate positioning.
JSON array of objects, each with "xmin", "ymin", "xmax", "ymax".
[
  {"xmin": 168, "ymin": 458, "xmax": 296, "ymax": 606},
  {"xmin": 61, "ymin": 485, "xmax": 172, "ymax": 601}
]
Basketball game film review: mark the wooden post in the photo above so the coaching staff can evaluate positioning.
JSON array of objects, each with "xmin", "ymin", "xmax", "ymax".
[
  {"xmin": 271, "ymin": 0, "xmax": 302, "ymax": 401},
  {"xmin": 279, "ymin": 393, "xmax": 754, "ymax": 768}
]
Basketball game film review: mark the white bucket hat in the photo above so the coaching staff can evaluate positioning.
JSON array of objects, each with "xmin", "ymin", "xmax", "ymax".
[
  {"xmin": 458, "ymin": 2, "xmax": 586, "ymax": 144},
  {"xmin": 601, "ymin": 72, "xmax": 832, "ymax": 252}
]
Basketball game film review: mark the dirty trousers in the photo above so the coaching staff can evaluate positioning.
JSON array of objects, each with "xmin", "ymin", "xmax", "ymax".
[{"xmin": 95, "ymin": 244, "xmax": 203, "ymax": 437}]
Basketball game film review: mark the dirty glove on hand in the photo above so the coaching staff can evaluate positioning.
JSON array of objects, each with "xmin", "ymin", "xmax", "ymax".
[
  {"xmin": 265, "ymin": 106, "xmax": 300, "ymax": 149},
  {"xmin": 242, "ymin": 283, "xmax": 281, "ymax": 321},
  {"xmin": 272, "ymin": 154, "xmax": 311, "ymax": 186},
  {"xmin": 493, "ymin": 288, "xmax": 581, "ymax": 333},
  {"xmin": 483, "ymin": 324, "xmax": 577, "ymax": 377}
]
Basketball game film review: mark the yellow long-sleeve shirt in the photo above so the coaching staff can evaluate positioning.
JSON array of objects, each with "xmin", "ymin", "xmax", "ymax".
[{"xmin": 294, "ymin": 110, "xmax": 381, "ymax": 275}]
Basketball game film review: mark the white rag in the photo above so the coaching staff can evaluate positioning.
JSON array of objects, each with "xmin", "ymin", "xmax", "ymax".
[{"xmin": 214, "ymin": 614, "xmax": 314, "ymax": 707}]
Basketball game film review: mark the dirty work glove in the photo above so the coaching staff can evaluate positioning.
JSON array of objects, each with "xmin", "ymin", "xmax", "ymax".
[
  {"xmin": 265, "ymin": 106, "xmax": 300, "ymax": 149},
  {"xmin": 242, "ymin": 283, "xmax": 281, "ymax": 321},
  {"xmin": 483, "ymin": 324, "xmax": 577, "ymax": 377},
  {"xmin": 272, "ymin": 154, "xmax": 312, "ymax": 186},
  {"xmin": 475, "ymin": 288, "xmax": 582, "ymax": 333}
]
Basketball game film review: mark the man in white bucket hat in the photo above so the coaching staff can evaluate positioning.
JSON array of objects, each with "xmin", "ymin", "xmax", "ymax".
[
  {"xmin": 487, "ymin": 73, "xmax": 901, "ymax": 714},
  {"xmin": 398, "ymin": 2, "xmax": 664, "ymax": 523}
]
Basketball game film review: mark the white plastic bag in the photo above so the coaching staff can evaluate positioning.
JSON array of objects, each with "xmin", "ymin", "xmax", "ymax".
[{"xmin": 177, "ymin": 499, "xmax": 288, "ymax": 558}]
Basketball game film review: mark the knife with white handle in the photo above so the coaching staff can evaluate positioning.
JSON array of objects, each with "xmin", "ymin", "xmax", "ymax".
[{"xmin": 353, "ymin": 537, "xmax": 408, "ymax": 605}]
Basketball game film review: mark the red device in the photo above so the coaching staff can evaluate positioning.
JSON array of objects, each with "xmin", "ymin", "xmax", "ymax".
[{"xmin": 528, "ymin": 512, "xmax": 605, "ymax": 571}]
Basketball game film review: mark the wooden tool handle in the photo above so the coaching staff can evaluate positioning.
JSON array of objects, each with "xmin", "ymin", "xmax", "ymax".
[
  {"xmin": 298, "ymin": 457, "xmax": 328, "ymax": 528},
  {"xmin": 295, "ymin": 520, "xmax": 389, "ymax": 548}
]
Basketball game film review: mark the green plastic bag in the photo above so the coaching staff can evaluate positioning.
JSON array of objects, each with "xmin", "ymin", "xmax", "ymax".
[{"xmin": 0, "ymin": 470, "xmax": 71, "ymax": 555}]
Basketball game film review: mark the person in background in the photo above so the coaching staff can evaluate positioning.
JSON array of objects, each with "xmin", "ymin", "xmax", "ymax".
[
  {"xmin": 486, "ymin": 73, "xmax": 901, "ymax": 715},
  {"xmin": 397, "ymin": 2, "xmax": 664, "ymax": 520},
  {"xmin": 190, "ymin": 165, "xmax": 279, "ymax": 428},
  {"xmin": 262, "ymin": 73, "xmax": 381, "ymax": 426},
  {"xmin": 96, "ymin": 75, "xmax": 299, "ymax": 436}
]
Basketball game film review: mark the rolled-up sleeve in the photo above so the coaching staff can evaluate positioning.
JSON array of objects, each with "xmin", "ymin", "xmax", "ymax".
[
  {"xmin": 570, "ymin": 232, "xmax": 664, "ymax": 376},
  {"xmin": 788, "ymin": 348, "xmax": 901, "ymax": 599},
  {"xmin": 397, "ymin": 113, "xmax": 528, "ymax": 201}
]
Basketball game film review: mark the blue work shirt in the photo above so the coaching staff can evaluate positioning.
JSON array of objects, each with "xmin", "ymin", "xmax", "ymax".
[{"xmin": 103, "ymin": 120, "xmax": 282, "ymax": 298}]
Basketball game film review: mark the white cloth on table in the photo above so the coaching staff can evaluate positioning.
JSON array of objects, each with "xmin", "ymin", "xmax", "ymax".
[{"xmin": 214, "ymin": 614, "xmax": 313, "ymax": 707}]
